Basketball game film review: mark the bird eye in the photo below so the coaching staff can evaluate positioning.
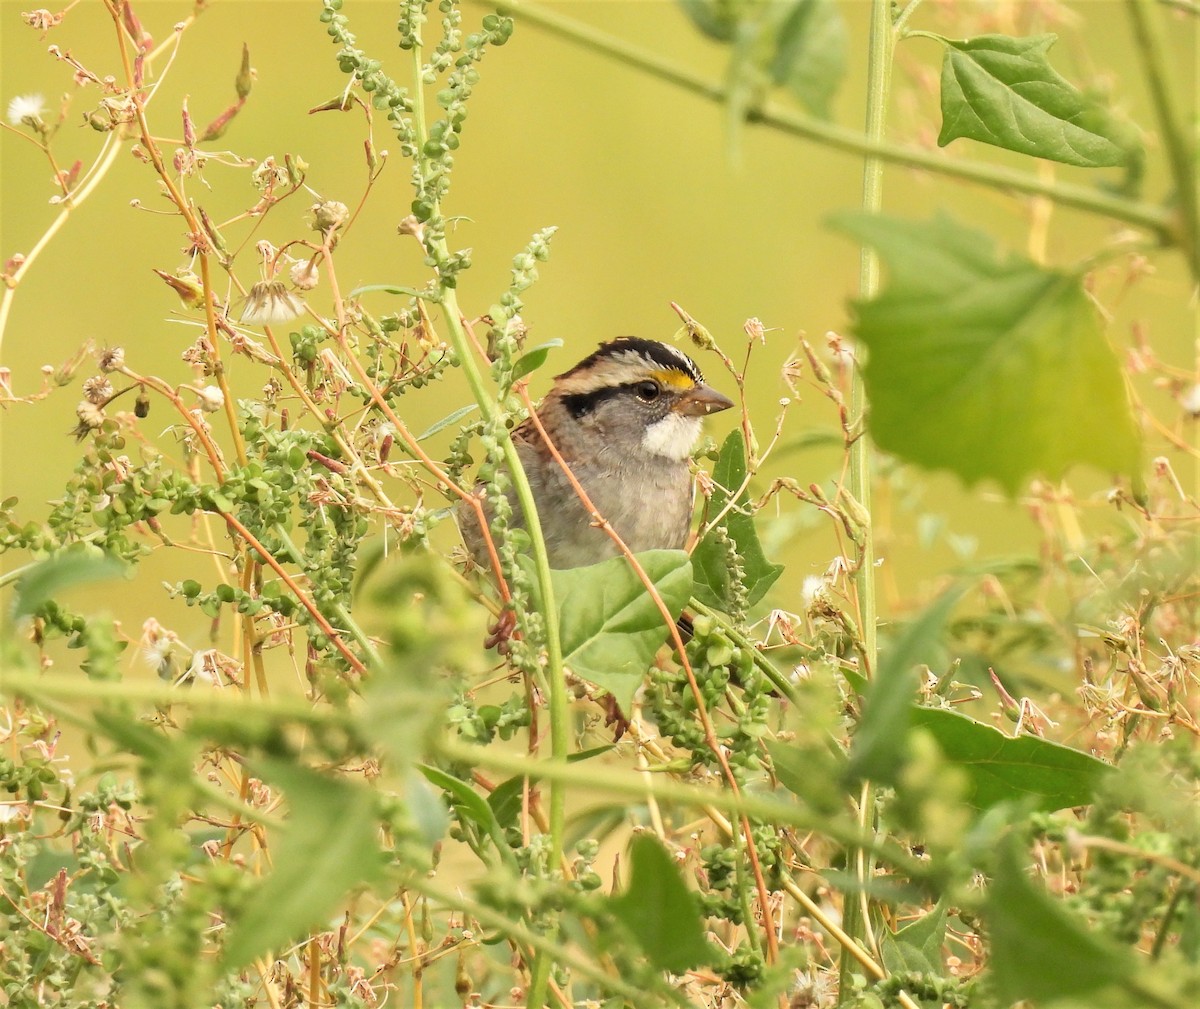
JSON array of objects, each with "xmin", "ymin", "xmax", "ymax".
[{"xmin": 634, "ymin": 380, "xmax": 660, "ymax": 402}]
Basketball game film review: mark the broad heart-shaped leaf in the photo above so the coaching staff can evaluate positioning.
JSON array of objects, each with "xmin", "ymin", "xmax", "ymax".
[
  {"xmin": 912, "ymin": 706, "xmax": 1111, "ymax": 812},
  {"xmin": 608, "ymin": 834, "xmax": 712, "ymax": 974},
  {"xmin": 692, "ymin": 430, "xmax": 784, "ymax": 611},
  {"xmin": 846, "ymin": 584, "xmax": 968, "ymax": 784},
  {"xmin": 768, "ymin": 0, "xmax": 846, "ymax": 119},
  {"xmin": 830, "ymin": 212, "xmax": 1140, "ymax": 495},
  {"xmin": 880, "ymin": 897, "xmax": 949, "ymax": 975},
  {"xmin": 987, "ymin": 838, "xmax": 1136, "ymax": 1004},
  {"xmin": 220, "ymin": 760, "xmax": 386, "ymax": 971},
  {"xmin": 938, "ymin": 34, "xmax": 1138, "ymax": 168},
  {"xmin": 555, "ymin": 550, "xmax": 692, "ymax": 712}
]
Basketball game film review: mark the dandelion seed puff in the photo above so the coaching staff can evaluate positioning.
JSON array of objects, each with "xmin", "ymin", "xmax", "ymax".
[
  {"xmin": 196, "ymin": 385, "xmax": 224, "ymax": 413},
  {"xmin": 801, "ymin": 576, "xmax": 825, "ymax": 607},
  {"xmin": 141, "ymin": 636, "xmax": 172, "ymax": 672},
  {"xmin": 0, "ymin": 803, "xmax": 31, "ymax": 825},
  {"xmin": 6, "ymin": 93, "xmax": 45, "ymax": 125},
  {"xmin": 240, "ymin": 280, "xmax": 305, "ymax": 325}
]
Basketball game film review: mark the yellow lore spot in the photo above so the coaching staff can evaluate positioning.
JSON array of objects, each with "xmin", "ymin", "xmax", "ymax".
[{"xmin": 650, "ymin": 369, "xmax": 696, "ymax": 390}]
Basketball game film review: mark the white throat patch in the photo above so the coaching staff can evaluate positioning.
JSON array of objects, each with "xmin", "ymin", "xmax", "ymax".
[{"xmin": 642, "ymin": 413, "xmax": 702, "ymax": 460}]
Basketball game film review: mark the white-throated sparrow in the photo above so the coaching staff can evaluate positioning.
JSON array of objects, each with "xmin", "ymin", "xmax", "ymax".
[{"xmin": 462, "ymin": 337, "xmax": 734, "ymax": 570}]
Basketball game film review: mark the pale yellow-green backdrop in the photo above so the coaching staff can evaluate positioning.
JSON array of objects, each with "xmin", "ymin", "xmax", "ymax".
[{"xmin": 1, "ymin": 1, "xmax": 1195, "ymax": 666}]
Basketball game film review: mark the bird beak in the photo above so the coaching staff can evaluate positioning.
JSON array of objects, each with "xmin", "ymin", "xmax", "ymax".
[{"xmin": 674, "ymin": 383, "xmax": 735, "ymax": 417}]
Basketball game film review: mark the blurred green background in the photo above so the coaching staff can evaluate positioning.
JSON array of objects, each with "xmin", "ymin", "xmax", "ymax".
[{"xmin": 1, "ymin": 1, "xmax": 1195, "ymax": 662}]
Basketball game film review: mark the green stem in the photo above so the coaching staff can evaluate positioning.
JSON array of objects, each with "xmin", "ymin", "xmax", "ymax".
[
  {"xmin": 475, "ymin": 0, "xmax": 1175, "ymax": 240},
  {"xmin": 410, "ymin": 879, "xmax": 689, "ymax": 1007},
  {"xmin": 271, "ymin": 525, "xmax": 383, "ymax": 668},
  {"xmin": 0, "ymin": 131, "xmax": 124, "ymax": 357},
  {"xmin": 406, "ymin": 42, "xmax": 568, "ymax": 1009},
  {"xmin": 0, "ymin": 532, "xmax": 107, "ymax": 590},
  {"xmin": 892, "ymin": 0, "xmax": 925, "ymax": 36},
  {"xmin": 688, "ymin": 597, "xmax": 800, "ymax": 703},
  {"xmin": 1126, "ymin": 0, "xmax": 1200, "ymax": 281},
  {"xmin": 838, "ymin": 1, "xmax": 890, "ymax": 1002},
  {"xmin": 434, "ymin": 737, "xmax": 927, "ymax": 874}
]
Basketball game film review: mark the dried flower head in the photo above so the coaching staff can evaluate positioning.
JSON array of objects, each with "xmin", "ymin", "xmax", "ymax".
[
  {"xmin": 250, "ymin": 157, "xmax": 289, "ymax": 192},
  {"xmin": 262, "ymin": 376, "xmax": 282, "ymax": 405},
  {"xmin": 181, "ymin": 335, "xmax": 215, "ymax": 373},
  {"xmin": 1179, "ymin": 383, "xmax": 1200, "ymax": 418},
  {"xmin": 240, "ymin": 280, "xmax": 305, "ymax": 325},
  {"xmin": 310, "ymin": 200, "xmax": 349, "ymax": 233},
  {"xmin": 289, "ymin": 257, "xmax": 320, "ymax": 291},
  {"xmin": 196, "ymin": 385, "xmax": 224, "ymax": 413},
  {"xmin": 82, "ymin": 375, "xmax": 113, "ymax": 404},
  {"xmin": 97, "ymin": 346, "xmax": 125, "ymax": 372},
  {"xmin": 229, "ymin": 331, "xmax": 281, "ymax": 367},
  {"xmin": 72, "ymin": 400, "xmax": 104, "ymax": 440},
  {"xmin": 397, "ymin": 214, "xmax": 426, "ymax": 243},
  {"xmin": 22, "ymin": 9, "xmax": 64, "ymax": 33},
  {"xmin": 6, "ymin": 93, "xmax": 45, "ymax": 126}
]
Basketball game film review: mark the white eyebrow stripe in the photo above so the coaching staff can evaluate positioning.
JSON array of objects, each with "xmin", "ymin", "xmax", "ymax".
[{"xmin": 616, "ymin": 345, "xmax": 703, "ymax": 382}]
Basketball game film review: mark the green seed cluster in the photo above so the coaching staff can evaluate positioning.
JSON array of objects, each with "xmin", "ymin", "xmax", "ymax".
[
  {"xmin": 486, "ymin": 226, "xmax": 558, "ymax": 383},
  {"xmin": 648, "ymin": 613, "xmax": 772, "ymax": 775},
  {"xmin": 446, "ymin": 691, "xmax": 530, "ymax": 745},
  {"xmin": 842, "ymin": 971, "xmax": 974, "ymax": 1008}
]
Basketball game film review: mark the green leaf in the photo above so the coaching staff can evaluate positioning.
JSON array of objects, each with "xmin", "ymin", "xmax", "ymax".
[
  {"xmin": 12, "ymin": 551, "xmax": 128, "ymax": 618},
  {"xmin": 880, "ymin": 897, "xmax": 949, "ymax": 975},
  {"xmin": 912, "ymin": 706, "xmax": 1111, "ymax": 812},
  {"xmin": 609, "ymin": 834, "xmax": 712, "ymax": 973},
  {"xmin": 488, "ymin": 745, "xmax": 612, "ymax": 829},
  {"xmin": 555, "ymin": 550, "xmax": 693, "ymax": 712},
  {"xmin": 768, "ymin": 0, "xmax": 846, "ymax": 118},
  {"xmin": 938, "ymin": 34, "xmax": 1138, "ymax": 168},
  {"xmin": 418, "ymin": 764, "xmax": 508, "ymax": 853},
  {"xmin": 987, "ymin": 838, "xmax": 1135, "ymax": 1003},
  {"xmin": 829, "ymin": 212, "xmax": 1140, "ymax": 494},
  {"xmin": 847, "ymin": 584, "xmax": 968, "ymax": 784},
  {"xmin": 415, "ymin": 403, "xmax": 478, "ymax": 442},
  {"xmin": 765, "ymin": 739, "xmax": 846, "ymax": 815},
  {"xmin": 692, "ymin": 430, "xmax": 784, "ymax": 611},
  {"xmin": 696, "ymin": 12, "xmax": 762, "ymax": 165},
  {"xmin": 510, "ymin": 338, "xmax": 564, "ymax": 383},
  {"xmin": 221, "ymin": 761, "xmax": 386, "ymax": 971},
  {"xmin": 346, "ymin": 283, "xmax": 438, "ymax": 301},
  {"xmin": 677, "ymin": 0, "xmax": 739, "ymax": 42},
  {"xmin": 404, "ymin": 769, "xmax": 449, "ymax": 847},
  {"xmin": 93, "ymin": 709, "xmax": 179, "ymax": 762},
  {"xmin": 486, "ymin": 774, "xmax": 525, "ymax": 831}
]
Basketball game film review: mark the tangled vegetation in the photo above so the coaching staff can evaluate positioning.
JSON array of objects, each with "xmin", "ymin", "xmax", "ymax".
[{"xmin": 0, "ymin": 1, "xmax": 1196, "ymax": 1007}]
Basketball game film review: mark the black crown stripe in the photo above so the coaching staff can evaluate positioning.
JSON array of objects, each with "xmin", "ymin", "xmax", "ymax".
[{"xmin": 557, "ymin": 337, "xmax": 704, "ymax": 384}]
